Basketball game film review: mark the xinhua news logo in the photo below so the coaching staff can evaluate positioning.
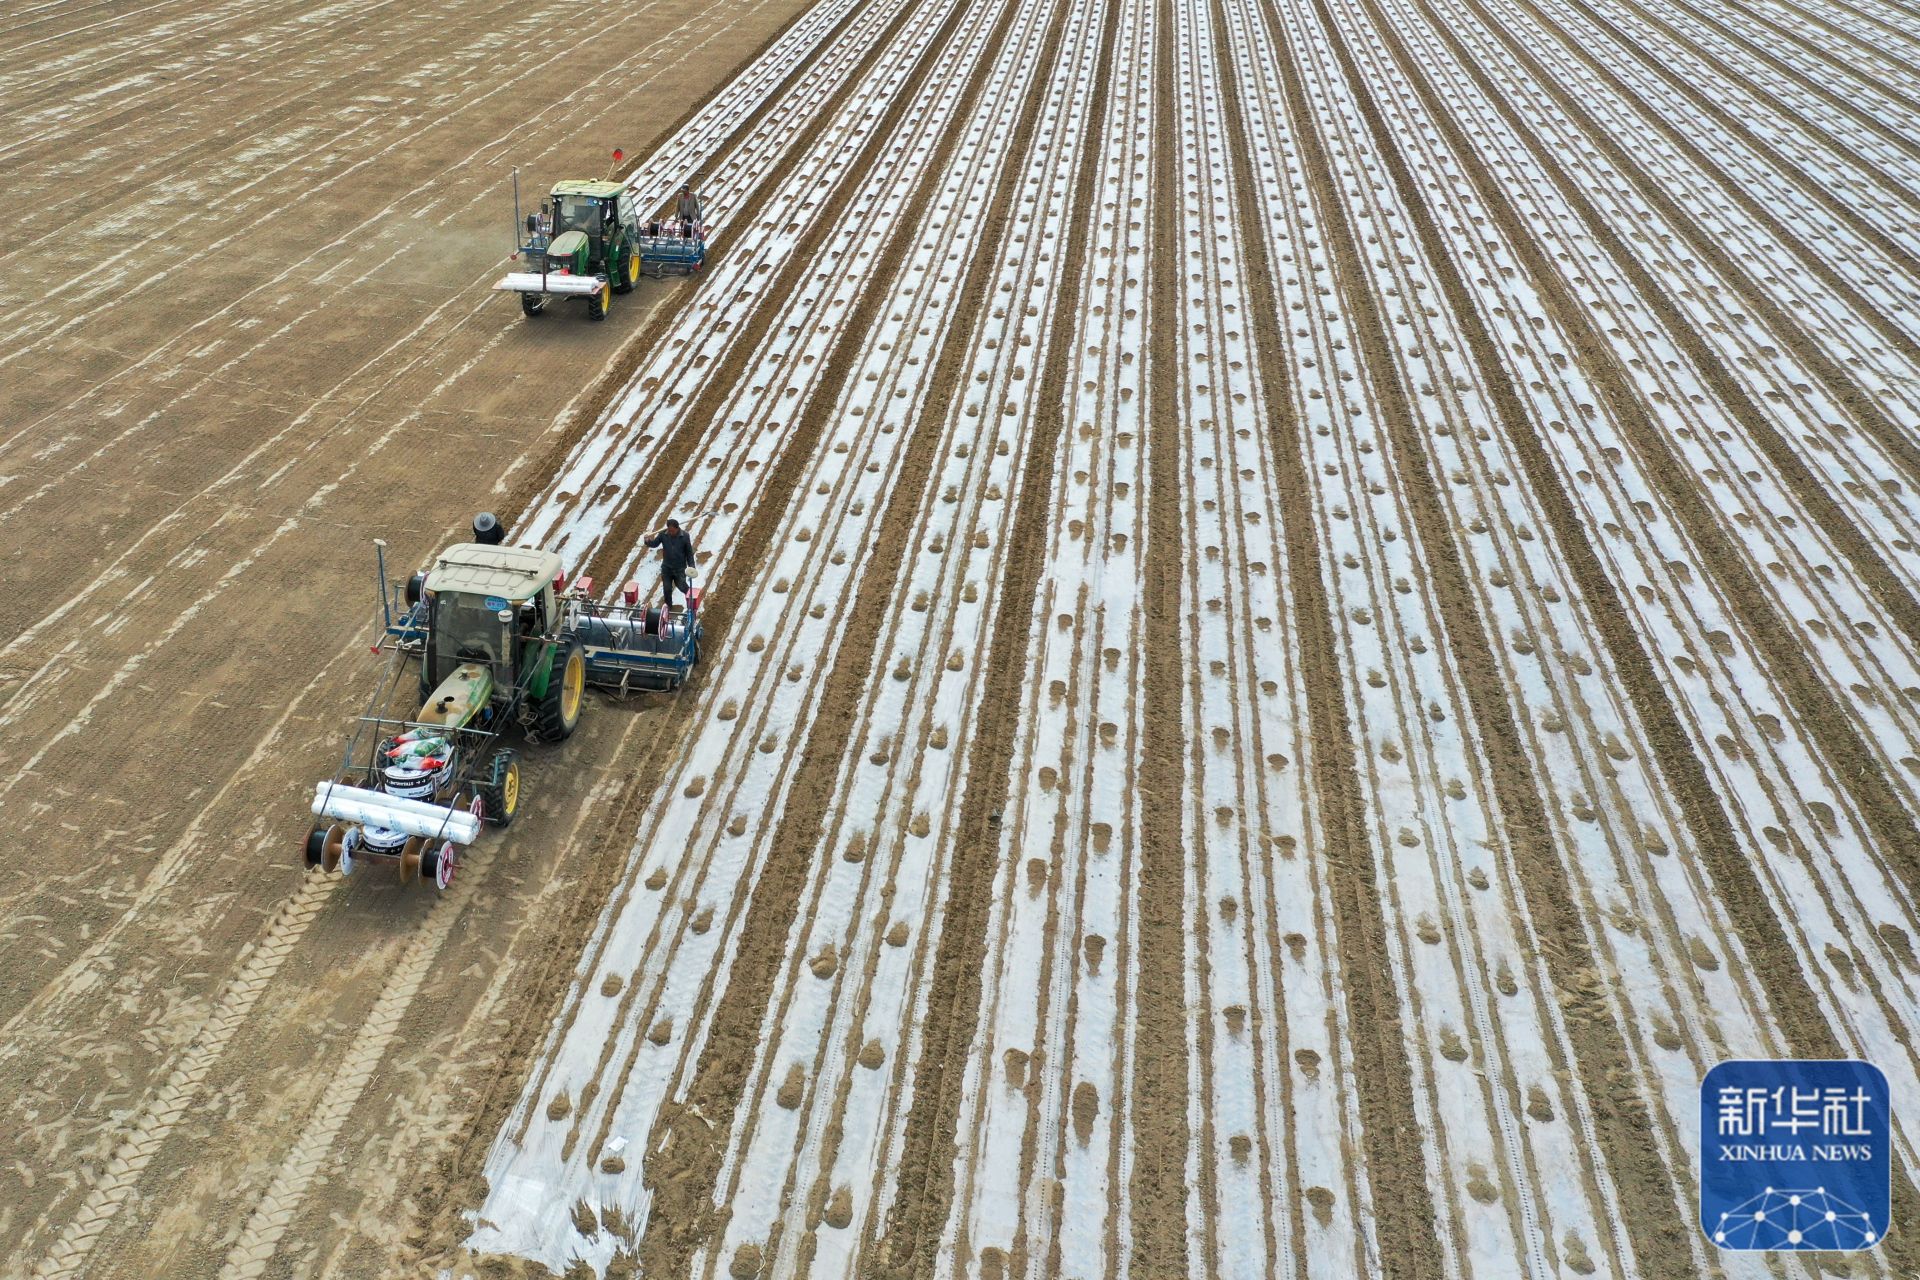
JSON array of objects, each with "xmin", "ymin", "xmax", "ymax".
[{"xmin": 1700, "ymin": 1059, "xmax": 1890, "ymax": 1251}]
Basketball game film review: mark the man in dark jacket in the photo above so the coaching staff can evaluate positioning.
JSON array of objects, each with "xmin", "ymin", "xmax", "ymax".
[
  {"xmin": 674, "ymin": 182, "xmax": 703, "ymax": 236},
  {"xmin": 645, "ymin": 518, "xmax": 697, "ymax": 609}
]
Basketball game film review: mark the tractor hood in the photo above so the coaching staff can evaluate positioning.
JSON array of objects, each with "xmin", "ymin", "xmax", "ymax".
[
  {"xmin": 547, "ymin": 229, "xmax": 589, "ymax": 260},
  {"xmin": 419, "ymin": 663, "xmax": 492, "ymax": 728}
]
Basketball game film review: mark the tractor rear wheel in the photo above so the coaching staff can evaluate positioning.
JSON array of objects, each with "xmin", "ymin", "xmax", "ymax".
[
  {"xmin": 478, "ymin": 749, "xmax": 521, "ymax": 828},
  {"xmin": 532, "ymin": 639, "xmax": 586, "ymax": 742},
  {"xmin": 587, "ymin": 282, "xmax": 610, "ymax": 321},
  {"xmin": 521, "ymin": 293, "xmax": 546, "ymax": 318}
]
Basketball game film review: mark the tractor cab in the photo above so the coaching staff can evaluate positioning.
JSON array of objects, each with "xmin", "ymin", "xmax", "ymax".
[
  {"xmin": 418, "ymin": 542, "xmax": 584, "ymax": 741},
  {"xmin": 494, "ymin": 178, "xmax": 642, "ymax": 321}
]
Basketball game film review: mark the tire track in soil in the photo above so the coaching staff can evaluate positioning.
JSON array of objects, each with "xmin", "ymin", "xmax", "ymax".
[
  {"xmin": 28, "ymin": 875, "xmax": 336, "ymax": 1280},
  {"xmin": 617, "ymin": 1, "xmax": 1067, "ymax": 1270},
  {"xmin": 7, "ymin": 2, "xmax": 861, "ymax": 1257},
  {"xmin": 207, "ymin": 829, "xmax": 558, "ymax": 1279},
  {"xmin": 90, "ymin": 707, "xmax": 684, "ymax": 1280},
  {"xmin": 1226, "ymin": 1, "xmax": 1443, "ymax": 1275},
  {"xmin": 1304, "ymin": 0, "xmax": 1920, "ymax": 1263},
  {"xmin": 1276, "ymin": 0, "xmax": 1697, "ymax": 1270},
  {"xmin": 1457, "ymin": 0, "xmax": 1920, "ymax": 492},
  {"xmin": 1120, "ymin": 3, "xmax": 1194, "ymax": 1273},
  {"xmin": 1359, "ymin": 0, "xmax": 1920, "ymax": 912}
]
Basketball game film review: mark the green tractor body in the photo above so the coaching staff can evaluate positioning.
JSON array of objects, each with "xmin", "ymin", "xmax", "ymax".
[
  {"xmin": 418, "ymin": 542, "xmax": 585, "ymax": 742},
  {"xmin": 494, "ymin": 179, "xmax": 643, "ymax": 320}
]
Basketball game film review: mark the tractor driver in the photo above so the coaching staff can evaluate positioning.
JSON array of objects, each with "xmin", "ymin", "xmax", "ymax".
[{"xmin": 645, "ymin": 518, "xmax": 697, "ymax": 611}]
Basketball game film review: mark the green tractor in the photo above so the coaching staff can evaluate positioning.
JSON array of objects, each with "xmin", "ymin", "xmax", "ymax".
[
  {"xmin": 406, "ymin": 539, "xmax": 587, "ymax": 743},
  {"xmin": 494, "ymin": 173, "xmax": 643, "ymax": 321}
]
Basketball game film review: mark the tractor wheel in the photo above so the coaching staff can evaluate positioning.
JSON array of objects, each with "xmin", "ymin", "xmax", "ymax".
[
  {"xmin": 587, "ymin": 282, "xmax": 610, "ymax": 321},
  {"xmin": 614, "ymin": 245, "xmax": 639, "ymax": 294},
  {"xmin": 478, "ymin": 749, "xmax": 521, "ymax": 828},
  {"xmin": 521, "ymin": 292, "xmax": 547, "ymax": 318},
  {"xmin": 532, "ymin": 638, "xmax": 586, "ymax": 742}
]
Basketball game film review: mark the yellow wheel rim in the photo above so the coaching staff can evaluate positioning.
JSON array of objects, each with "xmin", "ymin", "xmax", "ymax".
[
  {"xmin": 503, "ymin": 762, "xmax": 519, "ymax": 815},
  {"xmin": 562, "ymin": 650, "xmax": 584, "ymax": 722},
  {"xmin": 600, "ymin": 284, "xmax": 611, "ymax": 309},
  {"xmin": 627, "ymin": 252, "xmax": 638, "ymax": 284}
]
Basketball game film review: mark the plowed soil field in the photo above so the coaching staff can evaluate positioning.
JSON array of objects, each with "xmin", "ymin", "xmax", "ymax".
[{"xmin": 6, "ymin": 0, "xmax": 1920, "ymax": 1276}]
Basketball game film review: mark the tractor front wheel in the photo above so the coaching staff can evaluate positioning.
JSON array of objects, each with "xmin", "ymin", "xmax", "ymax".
[
  {"xmin": 521, "ymin": 293, "xmax": 547, "ymax": 318},
  {"xmin": 532, "ymin": 639, "xmax": 586, "ymax": 742},
  {"xmin": 479, "ymin": 749, "xmax": 521, "ymax": 828},
  {"xmin": 613, "ymin": 245, "xmax": 639, "ymax": 294}
]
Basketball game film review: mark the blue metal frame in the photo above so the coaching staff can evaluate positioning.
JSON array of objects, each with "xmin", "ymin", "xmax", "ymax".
[{"xmin": 637, "ymin": 233, "xmax": 706, "ymax": 277}]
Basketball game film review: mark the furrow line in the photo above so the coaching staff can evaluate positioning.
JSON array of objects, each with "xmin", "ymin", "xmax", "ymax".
[
  {"xmin": 1759, "ymin": 0, "xmax": 1920, "ymax": 65},
  {"xmin": 1504, "ymin": 0, "xmax": 1920, "ymax": 340},
  {"xmin": 513, "ymin": 0, "xmax": 968, "ymax": 570},
  {"xmin": 1172, "ymin": 0, "xmax": 1387, "ymax": 1272},
  {"xmin": 1520, "ymin": 0, "xmax": 1920, "ymax": 259},
  {"xmin": 0, "ymin": 0, "xmax": 925, "ymax": 798},
  {"xmin": 1299, "ymin": 0, "xmax": 1920, "ymax": 1240},
  {"xmin": 1364, "ymin": 0, "xmax": 1920, "ymax": 911},
  {"xmin": 491, "ymin": 0, "xmax": 999, "ymax": 1189},
  {"xmin": 0, "ymin": 0, "xmax": 882, "ymax": 488},
  {"xmin": 692, "ymin": 7, "xmax": 1113, "ymax": 1271},
  {"xmin": 0, "ymin": 0, "xmax": 350, "ymax": 92},
  {"xmin": 1204, "ymin": 1, "xmax": 1388, "ymax": 1274},
  {"xmin": 1251, "ymin": 0, "xmax": 1807, "ymax": 1272},
  {"xmin": 1439, "ymin": 0, "xmax": 1920, "ymax": 430},
  {"xmin": 1127, "ymin": 0, "xmax": 1194, "ymax": 1269},
  {"xmin": 0, "ymin": 0, "xmax": 416, "ymax": 171},
  {"xmin": 1588, "ymin": 0, "xmax": 1920, "ymax": 161},
  {"xmin": 933, "ymin": 0, "xmax": 1150, "ymax": 1274},
  {"xmin": 1252, "ymin": 0, "xmax": 1645, "ymax": 1272},
  {"xmin": 0, "ymin": 0, "xmax": 699, "ymax": 387},
  {"xmin": 465, "ymin": 0, "xmax": 1036, "ymax": 1268},
  {"xmin": 1476, "ymin": 0, "xmax": 1920, "ymax": 374}
]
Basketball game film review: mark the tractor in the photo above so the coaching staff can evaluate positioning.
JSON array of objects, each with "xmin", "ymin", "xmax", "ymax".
[
  {"xmin": 306, "ymin": 513, "xmax": 703, "ymax": 891},
  {"xmin": 494, "ymin": 177, "xmax": 643, "ymax": 321}
]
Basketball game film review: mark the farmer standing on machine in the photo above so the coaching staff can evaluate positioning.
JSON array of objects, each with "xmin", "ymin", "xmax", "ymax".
[
  {"xmin": 674, "ymin": 182, "xmax": 703, "ymax": 239},
  {"xmin": 645, "ymin": 518, "xmax": 697, "ymax": 611}
]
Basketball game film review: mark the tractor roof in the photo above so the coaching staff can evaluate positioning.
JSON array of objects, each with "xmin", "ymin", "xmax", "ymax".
[
  {"xmin": 550, "ymin": 180, "xmax": 626, "ymax": 198},
  {"xmin": 424, "ymin": 543, "xmax": 562, "ymax": 602}
]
